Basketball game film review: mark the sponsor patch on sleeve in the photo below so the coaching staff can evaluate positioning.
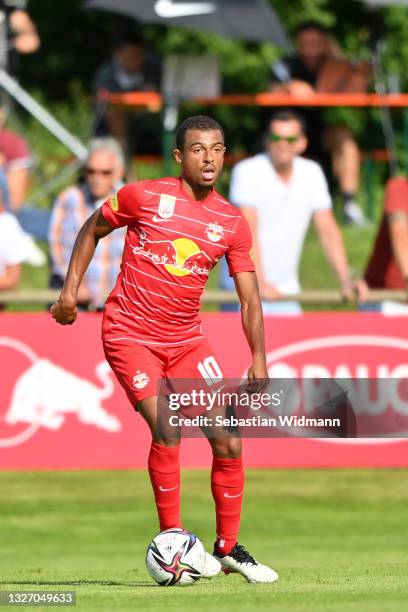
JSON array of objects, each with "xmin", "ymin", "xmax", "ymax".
[{"xmin": 109, "ymin": 194, "xmax": 119, "ymax": 212}]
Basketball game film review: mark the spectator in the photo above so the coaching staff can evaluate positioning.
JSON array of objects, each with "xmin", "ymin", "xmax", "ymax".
[
  {"xmin": 0, "ymin": 103, "xmax": 31, "ymax": 211},
  {"xmin": 49, "ymin": 138, "xmax": 126, "ymax": 310},
  {"xmin": 364, "ymin": 176, "xmax": 408, "ymax": 301},
  {"xmin": 92, "ymin": 31, "xmax": 161, "ymax": 157},
  {"xmin": 5, "ymin": 2, "xmax": 39, "ymax": 54},
  {"xmin": 270, "ymin": 20, "xmax": 370, "ymax": 226},
  {"xmin": 0, "ymin": 188, "xmax": 45, "ymax": 296},
  {"xmin": 221, "ymin": 110, "xmax": 367, "ymax": 314},
  {"xmin": 0, "ymin": 0, "xmax": 40, "ymax": 73},
  {"xmin": 0, "ymin": 103, "xmax": 50, "ymax": 241},
  {"xmin": 0, "ymin": 198, "xmax": 23, "ymax": 293}
]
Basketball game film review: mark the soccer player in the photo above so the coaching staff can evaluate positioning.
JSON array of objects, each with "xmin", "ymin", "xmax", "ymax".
[{"xmin": 51, "ymin": 115, "xmax": 278, "ymax": 583}]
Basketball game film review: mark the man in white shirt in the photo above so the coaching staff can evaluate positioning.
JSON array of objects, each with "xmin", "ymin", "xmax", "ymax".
[{"xmin": 224, "ymin": 110, "xmax": 366, "ymax": 313}]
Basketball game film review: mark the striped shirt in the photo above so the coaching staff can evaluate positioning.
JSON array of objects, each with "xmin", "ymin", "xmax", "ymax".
[{"xmin": 49, "ymin": 185, "xmax": 125, "ymax": 307}]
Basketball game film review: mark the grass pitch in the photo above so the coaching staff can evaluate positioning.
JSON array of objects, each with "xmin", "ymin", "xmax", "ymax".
[{"xmin": 0, "ymin": 468, "xmax": 407, "ymax": 611}]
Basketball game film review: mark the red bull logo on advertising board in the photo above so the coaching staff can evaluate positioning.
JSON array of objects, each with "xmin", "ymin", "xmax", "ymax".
[{"xmin": 0, "ymin": 337, "xmax": 121, "ymax": 448}]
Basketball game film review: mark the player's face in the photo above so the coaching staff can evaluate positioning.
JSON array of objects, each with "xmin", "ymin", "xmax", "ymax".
[
  {"xmin": 85, "ymin": 151, "xmax": 124, "ymax": 199},
  {"xmin": 296, "ymin": 29, "xmax": 328, "ymax": 70},
  {"xmin": 174, "ymin": 129, "xmax": 225, "ymax": 188},
  {"xmin": 267, "ymin": 119, "xmax": 307, "ymax": 166}
]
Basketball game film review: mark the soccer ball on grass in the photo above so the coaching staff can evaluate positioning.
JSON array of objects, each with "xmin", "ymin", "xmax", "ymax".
[{"xmin": 145, "ymin": 528, "xmax": 205, "ymax": 586}]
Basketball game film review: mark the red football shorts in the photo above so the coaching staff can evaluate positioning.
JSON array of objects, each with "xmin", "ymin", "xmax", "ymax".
[{"xmin": 103, "ymin": 337, "xmax": 224, "ymax": 407}]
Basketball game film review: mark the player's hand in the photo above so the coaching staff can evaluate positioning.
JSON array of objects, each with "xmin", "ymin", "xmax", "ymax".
[
  {"xmin": 246, "ymin": 355, "xmax": 269, "ymax": 394},
  {"xmin": 341, "ymin": 278, "xmax": 368, "ymax": 304},
  {"xmin": 50, "ymin": 298, "xmax": 78, "ymax": 325}
]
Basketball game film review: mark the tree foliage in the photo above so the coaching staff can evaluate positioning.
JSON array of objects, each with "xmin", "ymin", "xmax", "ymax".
[
  {"xmin": 11, "ymin": 0, "xmax": 408, "ymax": 156},
  {"xmin": 19, "ymin": 0, "xmax": 408, "ymax": 98}
]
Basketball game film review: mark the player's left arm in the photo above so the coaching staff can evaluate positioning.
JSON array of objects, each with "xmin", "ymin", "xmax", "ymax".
[
  {"xmin": 225, "ymin": 212, "xmax": 267, "ymax": 384},
  {"xmin": 51, "ymin": 182, "xmax": 143, "ymax": 325},
  {"xmin": 233, "ymin": 271, "xmax": 268, "ymax": 385}
]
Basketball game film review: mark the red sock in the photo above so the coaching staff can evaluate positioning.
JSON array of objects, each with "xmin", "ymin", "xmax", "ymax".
[
  {"xmin": 211, "ymin": 455, "xmax": 244, "ymax": 556},
  {"xmin": 148, "ymin": 441, "xmax": 181, "ymax": 531}
]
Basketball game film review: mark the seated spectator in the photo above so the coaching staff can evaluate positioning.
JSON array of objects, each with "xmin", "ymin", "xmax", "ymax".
[
  {"xmin": 0, "ymin": 103, "xmax": 32, "ymax": 211},
  {"xmin": 0, "ymin": 1, "xmax": 40, "ymax": 59},
  {"xmin": 0, "ymin": 103, "xmax": 51, "ymax": 241},
  {"xmin": 0, "ymin": 199, "xmax": 23, "ymax": 293},
  {"xmin": 364, "ymin": 176, "xmax": 408, "ymax": 301},
  {"xmin": 270, "ymin": 21, "xmax": 370, "ymax": 226},
  {"xmin": 92, "ymin": 31, "xmax": 161, "ymax": 157},
  {"xmin": 220, "ymin": 110, "xmax": 367, "ymax": 313},
  {"xmin": 49, "ymin": 138, "xmax": 126, "ymax": 310},
  {"xmin": 0, "ymin": 187, "xmax": 45, "ymax": 297}
]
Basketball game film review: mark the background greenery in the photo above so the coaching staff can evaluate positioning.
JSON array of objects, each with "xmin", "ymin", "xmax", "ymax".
[
  {"xmin": 15, "ymin": 0, "xmax": 408, "ymax": 165},
  {"xmin": 7, "ymin": 0, "xmax": 407, "ymax": 308}
]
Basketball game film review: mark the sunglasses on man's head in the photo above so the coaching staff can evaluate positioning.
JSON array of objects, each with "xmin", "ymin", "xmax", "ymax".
[
  {"xmin": 269, "ymin": 133, "xmax": 300, "ymax": 144},
  {"xmin": 85, "ymin": 167, "xmax": 114, "ymax": 176}
]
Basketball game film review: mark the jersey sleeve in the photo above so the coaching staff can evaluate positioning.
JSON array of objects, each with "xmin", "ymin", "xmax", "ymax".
[
  {"xmin": 225, "ymin": 213, "xmax": 255, "ymax": 276},
  {"xmin": 101, "ymin": 182, "xmax": 144, "ymax": 228},
  {"xmin": 384, "ymin": 177, "xmax": 408, "ymax": 215}
]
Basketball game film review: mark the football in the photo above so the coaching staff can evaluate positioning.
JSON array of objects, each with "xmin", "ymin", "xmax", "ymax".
[{"xmin": 145, "ymin": 528, "xmax": 206, "ymax": 586}]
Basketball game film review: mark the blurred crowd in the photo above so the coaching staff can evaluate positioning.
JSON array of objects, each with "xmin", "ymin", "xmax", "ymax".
[{"xmin": 0, "ymin": 14, "xmax": 407, "ymax": 312}]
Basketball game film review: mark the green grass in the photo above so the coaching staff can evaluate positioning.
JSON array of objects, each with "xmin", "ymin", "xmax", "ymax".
[{"xmin": 0, "ymin": 469, "xmax": 407, "ymax": 611}]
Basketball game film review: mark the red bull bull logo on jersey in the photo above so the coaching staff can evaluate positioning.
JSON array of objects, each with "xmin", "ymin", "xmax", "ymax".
[
  {"xmin": 133, "ymin": 371, "xmax": 149, "ymax": 390},
  {"xmin": 206, "ymin": 222, "xmax": 224, "ymax": 242},
  {"xmin": 132, "ymin": 231, "xmax": 212, "ymax": 277}
]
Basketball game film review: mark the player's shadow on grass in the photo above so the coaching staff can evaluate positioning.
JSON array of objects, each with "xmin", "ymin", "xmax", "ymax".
[{"xmin": 0, "ymin": 580, "xmax": 155, "ymax": 587}]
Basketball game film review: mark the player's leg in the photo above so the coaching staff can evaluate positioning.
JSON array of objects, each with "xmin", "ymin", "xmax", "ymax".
[
  {"xmin": 167, "ymin": 342, "xmax": 243, "ymax": 565},
  {"xmin": 103, "ymin": 340, "xmax": 181, "ymax": 531},
  {"xmin": 168, "ymin": 339, "xmax": 278, "ymax": 583},
  {"xmin": 171, "ymin": 341, "xmax": 245, "ymax": 556},
  {"xmin": 137, "ymin": 396, "xmax": 182, "ymax": 531},
  {"xmin": 207, "ymin": 434, "xmax": 244, "ymax": 556},
  {"xmin": 204, "ymin": 415, "xmax": 277, "ymax": 582}
]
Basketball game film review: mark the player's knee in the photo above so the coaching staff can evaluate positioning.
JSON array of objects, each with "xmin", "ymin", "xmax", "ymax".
[
  {"xmin": 211, "ymin": 437, "xmax": 242, "ymax": 458},
  {"xmin": 152, "ymin": 436, "xmax": 180, "ymax": 448}
]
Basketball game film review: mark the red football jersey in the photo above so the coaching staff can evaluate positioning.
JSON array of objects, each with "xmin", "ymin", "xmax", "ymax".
[{"xmin": 101, "ymin": 177, "xmax": 254, "ymax": 346}]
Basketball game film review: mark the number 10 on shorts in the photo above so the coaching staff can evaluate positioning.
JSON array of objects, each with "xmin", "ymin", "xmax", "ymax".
[{"xmin": 197, "ymin": 356, "xmax": 223, "ymax": 386}]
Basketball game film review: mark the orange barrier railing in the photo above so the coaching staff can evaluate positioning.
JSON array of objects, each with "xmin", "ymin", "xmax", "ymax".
[{"xmin": 105, "ymin": 91, "xmax": 408, "ymax": 109}]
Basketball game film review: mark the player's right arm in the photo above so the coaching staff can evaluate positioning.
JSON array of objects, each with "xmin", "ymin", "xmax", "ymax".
[
  {"xmin": 51, "ymin": 182, "xmax": 143, "ymax": 325},
  {"xmin": 50, "ymin": 208, "xmax": 114, "ymax": 325}
]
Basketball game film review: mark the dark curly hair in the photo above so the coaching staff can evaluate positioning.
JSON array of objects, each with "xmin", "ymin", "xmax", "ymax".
[{"xmin": 176, "ymin": 115, "xmax": 224, "ymax": 150}]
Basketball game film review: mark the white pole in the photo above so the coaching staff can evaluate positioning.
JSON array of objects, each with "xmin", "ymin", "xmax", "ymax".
[{"xmin": 0, "ymin": 69, "xmax": 88, "ymax": 160}]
